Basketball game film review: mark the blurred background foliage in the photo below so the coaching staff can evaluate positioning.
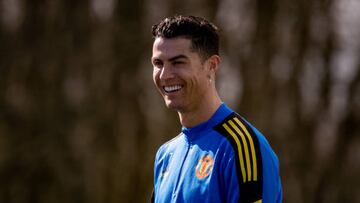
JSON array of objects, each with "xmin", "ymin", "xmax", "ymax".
[{"xmin": 0, "ymin": 0, "xmax": 359, "ymax": 202}]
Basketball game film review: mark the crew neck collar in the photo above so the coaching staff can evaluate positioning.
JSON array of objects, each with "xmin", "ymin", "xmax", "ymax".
[{"xmin": 181, "ymin": 103, "xmax": 232, "ymax": 138}]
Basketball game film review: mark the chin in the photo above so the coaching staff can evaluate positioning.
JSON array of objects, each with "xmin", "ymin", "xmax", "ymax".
[{"xmin": 165, "ymin": 100, "xmax": 183, "ymax": 111}]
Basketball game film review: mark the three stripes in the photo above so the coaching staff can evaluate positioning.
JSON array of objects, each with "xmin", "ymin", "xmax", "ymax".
[
  {"xmin": 222, "ymin": 117, "xmax": 258, "ymax": 183},
  {"xmin": 215, "ymin": 113, "xmax": 263, "ymax": 203}
]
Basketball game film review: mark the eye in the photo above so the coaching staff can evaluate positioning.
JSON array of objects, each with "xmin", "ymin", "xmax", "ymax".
[
  {"xmin": 152, "ymin": 60, "xmax": 163, "ymax": 68},
  {"xmin": 172, "ymin": 61, "xmax": 185, "ymax": 65}
]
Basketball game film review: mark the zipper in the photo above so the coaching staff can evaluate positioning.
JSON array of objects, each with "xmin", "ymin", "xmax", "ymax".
[{"xmin": 172, "ymin": 135, "xmax": 191, "ymax": 199}]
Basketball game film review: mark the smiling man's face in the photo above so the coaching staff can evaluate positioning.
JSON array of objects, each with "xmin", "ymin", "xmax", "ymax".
[{"xmin": 152, "ymin": 37, "xmax": 211, "ymax": 113}]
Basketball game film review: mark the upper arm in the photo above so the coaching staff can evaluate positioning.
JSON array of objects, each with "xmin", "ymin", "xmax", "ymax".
[{"xmin": 215, "ymin": 113, "xmax": 264, "ymax": 203}]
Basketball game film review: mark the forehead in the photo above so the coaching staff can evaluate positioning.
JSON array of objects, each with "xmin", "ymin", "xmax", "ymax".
[{"xmin": 152, "ymin": 37, "xmax": 194, "ymax": 59}]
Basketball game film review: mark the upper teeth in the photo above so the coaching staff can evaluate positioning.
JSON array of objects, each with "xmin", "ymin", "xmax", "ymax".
[{"xmin": 164, "ymin": 85, "xmax": 182, "ymax": 92}]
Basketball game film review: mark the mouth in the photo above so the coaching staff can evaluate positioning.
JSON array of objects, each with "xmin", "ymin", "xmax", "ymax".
[{"xmin": 163, "ymin": 85, "xmax": 183, "ymax": 94}]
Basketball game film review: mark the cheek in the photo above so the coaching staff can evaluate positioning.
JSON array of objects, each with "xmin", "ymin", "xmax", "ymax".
[
  {"xmin": 153, "ymin": 69, "xmax": 164, "ymax": 91},
  {"xmin": 153, "ymin": 69, "xmax": 159, "ymax": 83},
  {"xmin": 193, "ymin": 75, "xmax": 209, "ymax": 93}
]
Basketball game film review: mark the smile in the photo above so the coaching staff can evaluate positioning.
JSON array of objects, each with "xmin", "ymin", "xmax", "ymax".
[{"xmin": 163, "ymin": 85, "xmax": 183, "ymax": 93}]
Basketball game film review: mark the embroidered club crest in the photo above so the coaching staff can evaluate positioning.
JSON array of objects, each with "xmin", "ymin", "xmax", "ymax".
[{"xmin": 195, "ymin": 155, "xmax": 214, "ymax": 179}]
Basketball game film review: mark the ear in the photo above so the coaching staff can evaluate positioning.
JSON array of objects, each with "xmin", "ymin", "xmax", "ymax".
[{"xmin": 206, "ymin": 55, "xmax": 220, "ymax": 77}]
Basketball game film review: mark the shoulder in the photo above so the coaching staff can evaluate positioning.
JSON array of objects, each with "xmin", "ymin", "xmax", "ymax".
[
  {"xmin": 214, "ymin": 111, "xmax": 277, "ymax": 161},
  {"xmin": 213, "ymin": 112, "xmax": 265, "ymax": 173},
  {"xmin": 242, "ymin": 118, "xmax": 280, "ymax": 166},
  {"xmin": 213, "ymin": 112, "xmax": 262, "ymax": 154},
  {"xmin": 213, "ymin": 110, "xmax": 281, "ymax": 202}
]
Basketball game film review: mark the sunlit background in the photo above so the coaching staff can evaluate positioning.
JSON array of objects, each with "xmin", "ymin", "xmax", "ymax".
[{"xmin": 1, "ymin": 0, "xmax": 359, "ymax": 202}]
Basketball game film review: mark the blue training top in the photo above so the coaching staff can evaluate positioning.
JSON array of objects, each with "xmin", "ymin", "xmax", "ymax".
[{"xmin": 153, "ymin": 103, "xmax": 282, "ymax": 203}]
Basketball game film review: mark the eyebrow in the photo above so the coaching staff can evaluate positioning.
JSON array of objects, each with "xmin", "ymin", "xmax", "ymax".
[
  {"xmin": 151, "ymin": 54, "xmax": 189, "ymax": 63},
  {"xmin": 168, "ymin": 55, "xmax": 188, "ymax": 62}
]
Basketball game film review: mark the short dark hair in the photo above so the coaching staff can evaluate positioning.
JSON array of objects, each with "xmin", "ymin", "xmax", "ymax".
[{"xmin": 152, "ymin": 15, "xmax": 219, "ymax": 60}]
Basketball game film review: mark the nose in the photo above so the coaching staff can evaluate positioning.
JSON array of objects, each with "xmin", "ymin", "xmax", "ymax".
[{"xmin": 159, "ymin": 65, "xmax": 174, "ymax": 80}]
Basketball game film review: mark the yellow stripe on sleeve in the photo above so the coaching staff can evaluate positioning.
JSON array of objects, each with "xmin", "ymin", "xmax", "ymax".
[
  {"xmin": 223, "ymin": 123, "xmax": 246, "ymax": 183},
  {"xmin": 234, "ymin": 117, "xmax": 258, "ymax": 181},
  {"xmin": 254, "ymin": 199, "xmax": 262, "ymax": 203},
  {"xmin": 229, "ymin": 120, "xmax": 252, "ymax": 182}
]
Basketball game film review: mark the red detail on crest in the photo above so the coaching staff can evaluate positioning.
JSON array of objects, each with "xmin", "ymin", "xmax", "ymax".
[{"xmin": 195, "ymin": 155, "xmax": 214, "ymax": 179}]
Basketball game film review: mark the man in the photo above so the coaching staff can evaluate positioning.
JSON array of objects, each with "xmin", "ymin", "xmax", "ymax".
[{"xmin": 151, "ymin": 15, "xmax": 282, "ymax": 203}]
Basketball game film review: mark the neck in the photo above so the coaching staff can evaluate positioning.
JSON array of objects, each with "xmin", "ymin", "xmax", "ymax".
[{"xmin": 178, "ymin": 90, "xmax": 222, "ymax": 128}]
